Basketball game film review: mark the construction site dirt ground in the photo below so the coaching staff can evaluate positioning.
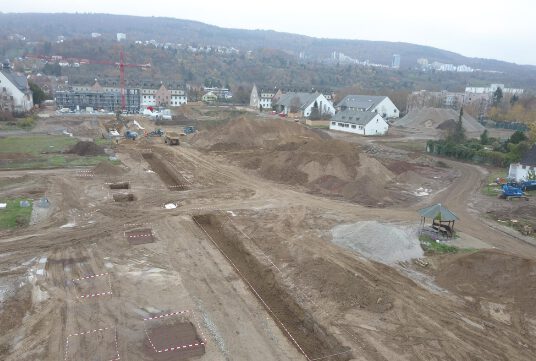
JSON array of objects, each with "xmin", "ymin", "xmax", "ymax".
[{"xmin": 1, "ymin": 112, "xmax": 536, "ymax": 360}]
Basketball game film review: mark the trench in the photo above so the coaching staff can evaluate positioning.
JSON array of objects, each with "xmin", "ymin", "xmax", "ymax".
[
  {"xmin": 113, "ymin": 193, "xmax": 135, "ymax": 202},
  {"xmin": 109, "ymin": 182, "xmax": 129, "ymax": 190},
  {"xmin": 193, "ymin": 214, "xmax": 352, "ymax": 361},
  {"xmin": 142, "ymin": 153, "xmax": 187, "ymax": 191}
]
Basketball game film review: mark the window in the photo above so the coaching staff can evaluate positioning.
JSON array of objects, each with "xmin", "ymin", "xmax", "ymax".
[
  {"xmin": 331, "ymin": 121, "xmax": 336, "ymax": 125},
  {"xmin": 338, "ymin": 123, "xmax": 344, "ymax": 126},
  {"xmin": 351, "ymin": 125, "xmax": 356, "ymax": 129}
]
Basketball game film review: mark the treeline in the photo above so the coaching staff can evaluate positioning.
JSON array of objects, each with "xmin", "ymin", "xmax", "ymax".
[{"xmin": 427, "ymin": 129, "xmax": 533, "ymax": 167}]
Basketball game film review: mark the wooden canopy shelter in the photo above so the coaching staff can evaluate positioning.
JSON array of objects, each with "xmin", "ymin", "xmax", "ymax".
[{"xmin": 418, "ymin": 203, "xmax": 459, "ymax": 238}]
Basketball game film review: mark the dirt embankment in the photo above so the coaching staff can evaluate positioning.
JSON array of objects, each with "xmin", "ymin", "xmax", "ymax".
[
  {"xmin": 65, "ymin": 141, "xmax": 105, "ymax": 156},
  {"xmin": 142, "ymin": 152, "xmax": 188, "ymax": 191},
  {"xmin": 93, "ymin": 161, "xmax": 128, "ymax": 176},
  {"xmin": 436, "ymin": 249, "xmax": 536, "ymax": 316},
  {"xmin": 192, "ymin": 117, "xmax": 436, "ymax": 206},
  {"xmin": 193, "ymin": 214, "xmax": 352, "ymax": 361}
]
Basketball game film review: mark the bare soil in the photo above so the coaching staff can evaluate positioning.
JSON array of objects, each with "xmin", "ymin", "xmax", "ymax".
[
  {"xmin": 1, "ymin": 111, "xmax": 536, "ymax": 361},
  {"xmin": 65, "ymin": 141, "xmax": 105, "ymax": 156},
  {"xmin": 194, "ymin": 214, "xmax": 352, "ymax": 361},
  {"xmin": 142, "ymin": 152, "xmax": 188, "ymax": 190}
]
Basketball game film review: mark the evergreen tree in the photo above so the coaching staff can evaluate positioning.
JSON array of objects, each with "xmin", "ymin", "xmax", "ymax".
[
  {"xmin": 480, "ymin": 129, "xmax": 489, "ymax": 145},
  {"xmin": 29, "ymin": 81, "xmax": 48, "ymax": 105},
  {"xmin": 492, "ymin": 87, "xmax": 503, "ymax": 106}
]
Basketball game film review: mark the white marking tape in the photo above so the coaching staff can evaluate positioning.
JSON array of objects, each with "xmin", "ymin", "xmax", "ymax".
[
  {"xmin": 65, "ymin": 326, "xmax": 120, "ymax": 361},
  {"xmin": 128, "ymin": 233, "xmax": 152, "ymax": 238},
  {"xmin": 124, "ymin": 222, "xmax": 152, "ymax": 228},
  {"xmin": 144, "ymin": 310, "xmax": 188, "ymax": 321},
  {"xmin": 78, "ymin": 291, "xmax": 113, "ymax": 299},
  {"xmin": 72, "ymin": 272, "xmax": 108, "ymax": 282},
  {"xmin": 143, "ymin": 309, "xmax": 207, "ymax": 353}
]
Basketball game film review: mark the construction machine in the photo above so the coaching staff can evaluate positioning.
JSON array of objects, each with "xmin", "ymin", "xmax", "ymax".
[
  {"xmin": 499, "ymin": 184, "xmax": 529, "ymax": 200},
  {"xmin": 164, "ymin": 131, "xmax": 180, "ymax": 145},
  {"xmin": 183, "ymin": 126, "xmax": 197, "ymax": 135}
]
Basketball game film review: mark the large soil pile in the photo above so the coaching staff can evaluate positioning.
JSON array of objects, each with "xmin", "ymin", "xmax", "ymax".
[
  {"xmin": 192, "ymin": 116, "xmax": 326, "ymax": 150},
  {"xmin": 92, "ymin": 161, "xmax": 127, "ymax": 176},
  {"xmin": 193, "ymin": 117, "xmax": 410, "ymax": 206},
  {"xmin": 436, "ymin": 250, "xmax": 536, "ymax": 316},
  {"xmin": 66, "ymin": 141, "xmax": 105, "ymax": 156},
  {"xmin": 395, "ymin": 107, "xmax": 484, "ymax": 135}
]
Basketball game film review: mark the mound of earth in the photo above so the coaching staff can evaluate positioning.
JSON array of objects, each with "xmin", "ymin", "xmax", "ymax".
[
  {"xmin": 395, "ymin": 107, "xmax": 484, "ymax": 135},
  {"xmin": 191, "ymin": 116, "xmax": 325, "ymax": 150},
  {"xmin": 92, "ymin": 161, "xmax": 127, "ymax": 176},
  {"xmin": 436, "ymin": 250, "xmax": 536, "ymax": 316},
  {"xmin": 331, "ymin": 221, "xmax": 423, "ymax": 264},
  {"xmin": 65, "ymin": 141, "xmax": 105, "ymax": 156},
  {"xmin": 193, "ymin": 116, "xmax": 426, "ymax": 206}
]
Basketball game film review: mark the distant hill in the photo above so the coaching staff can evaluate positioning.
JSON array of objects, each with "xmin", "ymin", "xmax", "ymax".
[
  {"xmin": 1, "ymin": 12, "xmax": 535, "ymax": 74},
  {"xmin": 1, "ymin": 12, "xmax": 535, "ymax": 96}
]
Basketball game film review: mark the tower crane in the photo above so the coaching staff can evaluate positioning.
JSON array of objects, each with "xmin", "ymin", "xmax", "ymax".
[{"xmin": 26, "ymin": 49, "xmax": 151, "ymax": 111}]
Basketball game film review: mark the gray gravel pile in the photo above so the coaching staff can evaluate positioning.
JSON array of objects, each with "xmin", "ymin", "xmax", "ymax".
[{"xmin": 331, "ymin": 221, "xmax": 423, "ymax": 264}]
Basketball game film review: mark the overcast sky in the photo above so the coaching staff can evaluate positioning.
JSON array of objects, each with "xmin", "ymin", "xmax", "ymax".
[{"xmin": 3, "ymin": 0, "xmax": 536, "ymax": 65}]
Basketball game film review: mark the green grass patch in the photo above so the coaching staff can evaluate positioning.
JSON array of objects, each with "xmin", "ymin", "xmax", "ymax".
[
  {"xmin": 419, "ymin": 234, "xmax": 468, "ymax": 254},
  {"xmin": 0, "ymin": 135, "xmax": 118, "ymax": 170},
  {"xmin": 0, "ymin": 198, "xmax": 32, "ymax": 229},
  {"xmin": 0, "ymin": 135, "xmax": 77, "ymax": 155},
  {"xmin": 481, "ymin": 168, "xmax": 509, "ymax": 197}
]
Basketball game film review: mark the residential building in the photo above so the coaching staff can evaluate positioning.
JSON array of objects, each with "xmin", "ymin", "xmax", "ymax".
[
  {"xmin": 66, "ymin": 80, "xmax": 187, "ymax": 111},
  {"xmin": 465, "ymin": 84, "xmax": 524, "ymax": 95},
  {"xmin": 55, "ymin": 87, "xmax": 140, "ymax": 113},
  {"xmin": 116, "ymin": 33, "xmax": 126, "ymax": 42},
  {"xmin": 336, "ymin": 95, "xmax": 399, "ymax": 118},
  {"xmin": 91, "ymin": 32, "xmax": 102, "ymax": 38},
  {"xmin": 140, "ymin": 84, "xmax": 187, "ymax": 108},
  {"xmin": 406, "ymin": 90, "xmax": 465, "ymax": 112},
  {"xmin": 202, "ymin": 91, "xmax": 218, "ymax": 104},
  {"xmin": 274, "ymin": 92, "xmax": 335, "ymax": 117},
  {"xmin": 0, "ymin": 61, "xmax": 33, "ymax": 113},
  {"xmin": 329, "ymin": 109, "xmax": 388, "ymax": 136},
  {"xmin": 249, "ymin": 84, "xmax": 278, "ymax": 110},
  {"xmin": 508, "ymin": 144, "xmax": 536, "ymax": 181}
]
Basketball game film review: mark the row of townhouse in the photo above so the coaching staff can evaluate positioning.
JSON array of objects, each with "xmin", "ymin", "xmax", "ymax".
[{"xmin": 56, "ymin": 81, "xmax": 187, "ymax": 112}]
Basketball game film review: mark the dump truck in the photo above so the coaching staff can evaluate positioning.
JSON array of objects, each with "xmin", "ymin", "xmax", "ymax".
[{"xmin": 164, "ymin": 131, "xmax": 180, "ymax": 145}]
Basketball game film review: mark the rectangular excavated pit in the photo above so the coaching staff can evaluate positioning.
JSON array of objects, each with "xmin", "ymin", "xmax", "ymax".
[
  {"xmin": 145, "ymin": 322, "xmax": 205, "ymax": 360},
  {"xmin": 113, "ymin": 193, "xmax": 135, "ymax": 202},
  {"xmin": 109, "ymin": 182, "xmax": 129, "ymax": 189},
  {"xmin": 125, "ymin": 228, "xmax": 155, "ymax": 245},
  {"xmin": 193, "ymin": 214, "xmax": 351, "ymax": 361},
  {"xmin": 142, "ymin": 153, "xmax": 187, "ymax": 191}
]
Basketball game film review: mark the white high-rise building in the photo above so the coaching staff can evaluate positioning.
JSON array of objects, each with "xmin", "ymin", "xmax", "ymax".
[
  {"xmin": 116, "ymin": 33, "xmax": 126, "ymax": 42},
  {"xmin": 392, "ymin": 54, "xmax": 400, "ymax": 69}
]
